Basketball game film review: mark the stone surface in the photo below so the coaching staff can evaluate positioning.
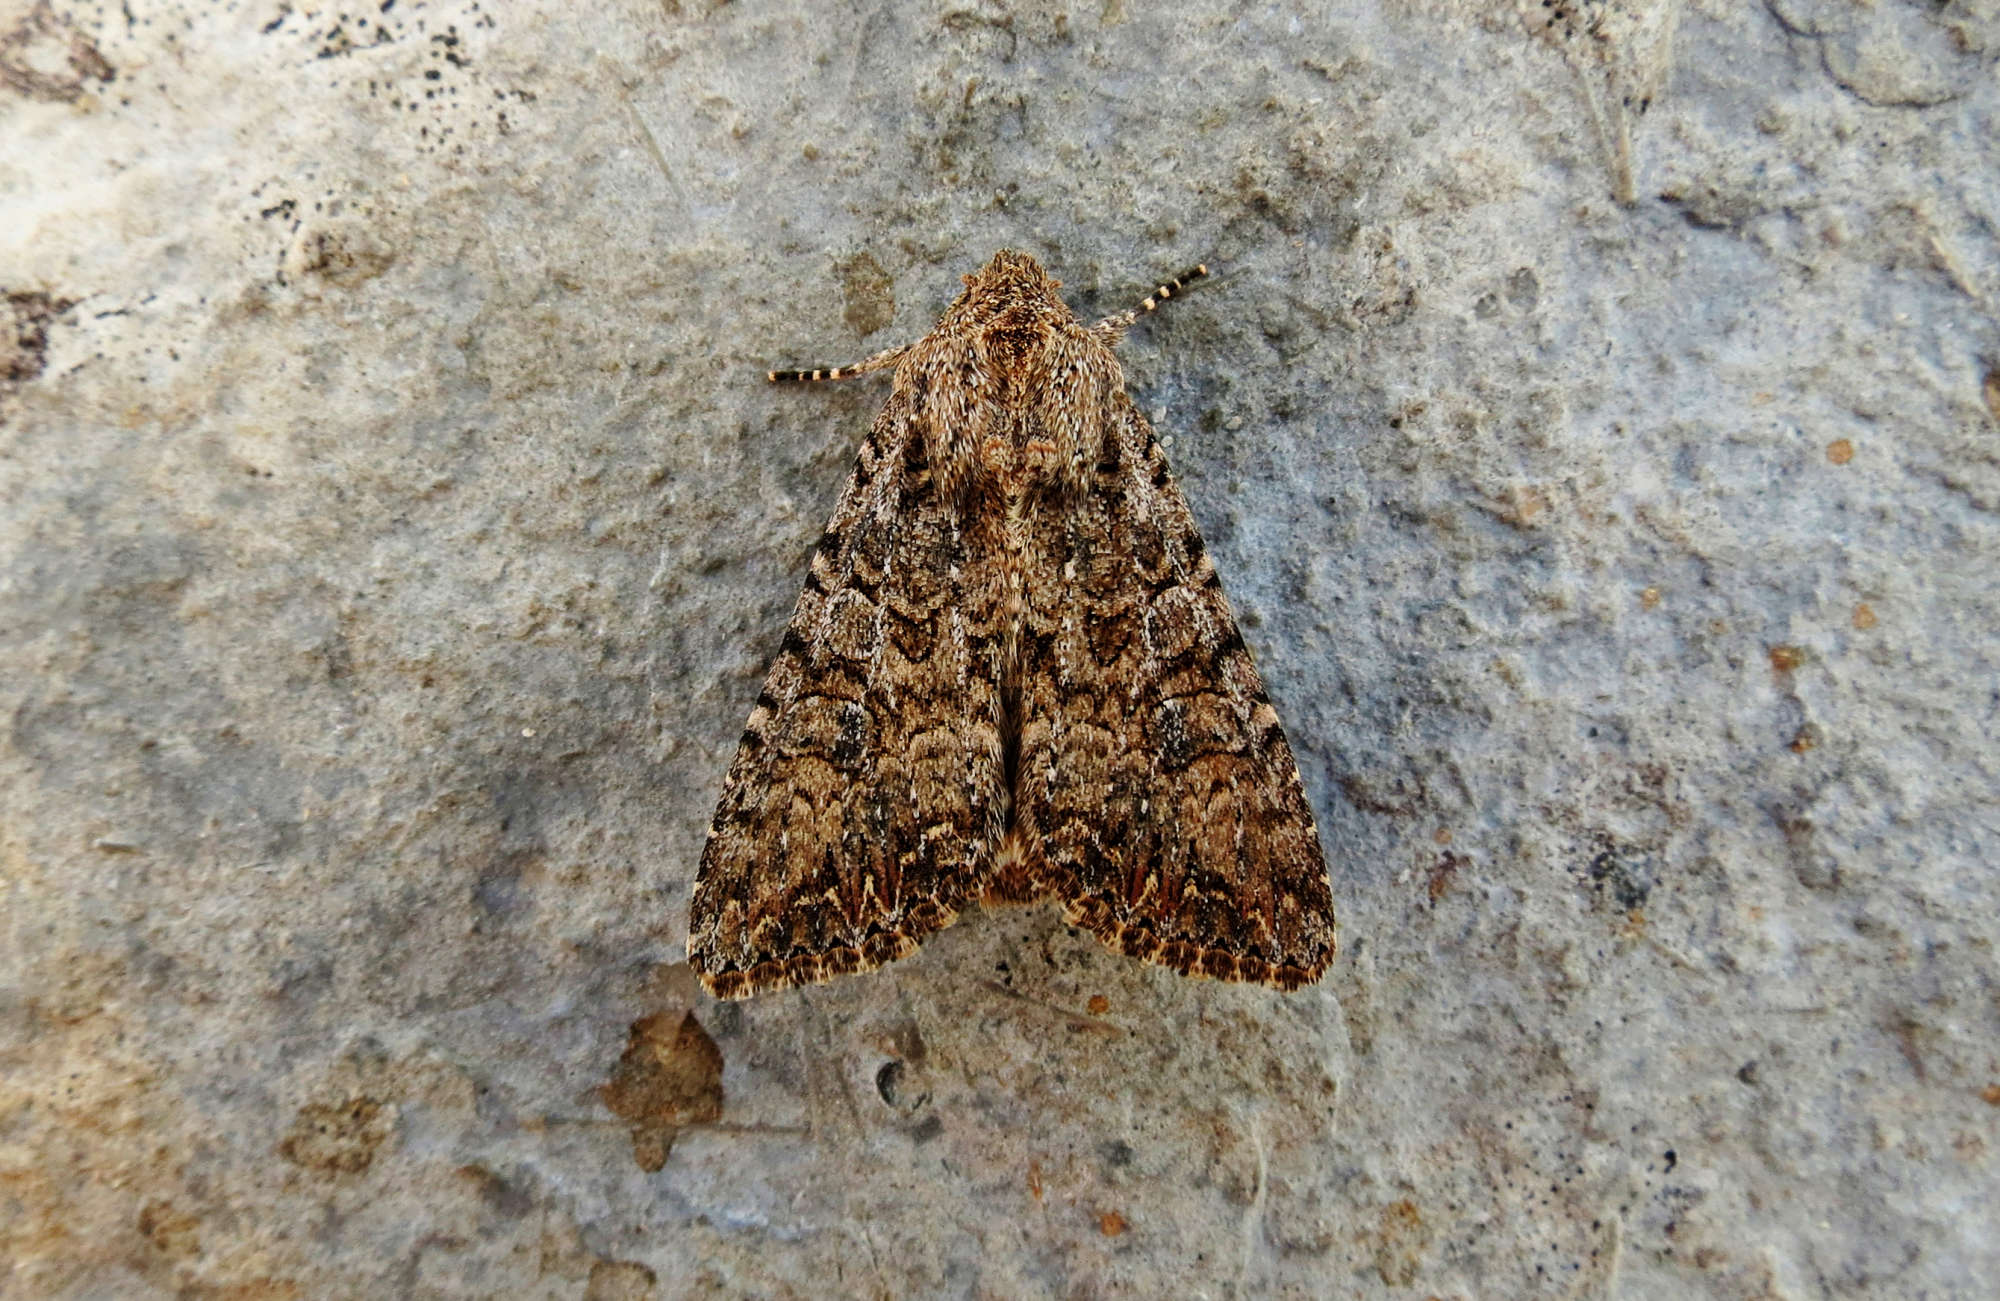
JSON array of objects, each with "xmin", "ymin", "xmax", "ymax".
[{"xmin": 3, "ymin": 1, "xmax": 1997, "ymax": 1296}]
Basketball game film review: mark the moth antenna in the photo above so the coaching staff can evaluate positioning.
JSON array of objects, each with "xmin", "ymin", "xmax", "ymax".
[
  {"xmin": 1091, "ymin": 263, "xmax": 1210, "ymax": 340},
  {"xmin": 766, "ymin": 343, "xmax": 911, "ymax": 384}
]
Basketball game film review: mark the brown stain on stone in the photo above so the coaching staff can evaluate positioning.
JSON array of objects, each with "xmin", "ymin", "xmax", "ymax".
[
  {"xmin": 1826, "ymin": 438, "xmax": 1854, "ymax": 465},
  {"xmin": 1767, "ymin": 644, "xmax": 1805, "ymax": 674},
  {"xmin": 0, "ymin": 1, "xmax": 115, "ymax": 103},
  {"xmin": 189, "ymin": 1279, "xmax": 304, "ymax": 1300},
  {"xmin": 1426, "ymin": 851, "xmax": 1466, "ymax": 904},
  {"xmin": 281, "ymin": 224, "xmax": 396, "ymax": 289},
  {"xmin": 277, "ymin": 1096, "xmax": 389, "ymax": 1175},
  {"xmin": 585, "ymin": 1258, "xmax": 659, "ymax": 1300},
  {"xmin": 599, "ymin": 1011, "xmax": 724, "ymax": 1172},
  {"xmin": 1340, "ymin": 772, "xmax": 1423, "ymax": 819},
  {"xmin": 887, "ymin": 1015, "xmax": 927, "ymax": 1068},
  {"xmin": 1983, "ymin": 368, "xmax": 2000, "ymax": 425},
  {"xmin": 1374, "ymin": 1198, "xmax": 1429, "ymax": 1287},
  {"xmin": 3, "ymin": 289, "xmax": 77, "ymax": 391},
  {"xmin": 836, "ymin": 251, "xmax": 896, "ymax": 338},
  {"xmin": 1852, "ymin": 602, "xmax": 1877, "ymax": 630},
  {"xmin": 1484, "ymin": 483, "xmax": 1549, "ymax": 530},
  {"xmin": 455, "ymin": 1163, "xmax": 534, "ymax": 1220},
  {"xmin": 136, "ymin": 1200, "xmax": 201, "ymax": 1260},
  {"xmin": 1097, "ymin": 1208, "xmax": 1128, "ymax": 1236},
  {"xmin": 1888, "ymin": 1015, "xmax": 1932, "ymax": 1082}
]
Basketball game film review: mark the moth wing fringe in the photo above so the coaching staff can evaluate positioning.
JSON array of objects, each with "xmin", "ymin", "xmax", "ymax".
[
  {"xmin": 689, "ymin": 904, "xmax": 962, "ymax": 999},
  {"xmin": 1055, "ymin": 893, "xmax": 1333, "ymax": 992}
]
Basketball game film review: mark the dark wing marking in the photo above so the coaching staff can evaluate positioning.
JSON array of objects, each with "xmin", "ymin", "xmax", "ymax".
[
  {"xmin": 1015, "ymin": 396, "xmax": 1336, "ymax": 989},
  {"xmin": 687, "ymin": 388, "xmax": 1009, "ymax": 998}
]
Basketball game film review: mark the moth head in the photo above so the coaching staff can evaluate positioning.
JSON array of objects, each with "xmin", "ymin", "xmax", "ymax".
[
  {"xmin": 977, "ymin": 248, "xmax": 1059, "ymax": 287},
  {"xmin": 941, "ymin": 249, "xmax": 1072, "ymax": 331}
]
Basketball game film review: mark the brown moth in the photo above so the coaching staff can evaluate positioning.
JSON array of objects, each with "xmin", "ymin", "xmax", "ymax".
[{"xmin": 687, "ymin": 251, "xmax": 1335, "ymax": 998}]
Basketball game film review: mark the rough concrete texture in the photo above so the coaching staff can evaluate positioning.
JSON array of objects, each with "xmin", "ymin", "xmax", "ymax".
[{"xmin": 3, "ymin": 0, "xmax": 1996, "ymax": 1296}]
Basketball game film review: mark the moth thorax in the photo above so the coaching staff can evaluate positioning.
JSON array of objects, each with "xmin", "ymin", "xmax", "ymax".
[
  {"xmin": 1001, "ymin": 347, "xmax": 1117, "ymax": 488},
  {"xmin": 958, "ymin": 404, "xmax": 1114, "ymax": 498},
  {"xmin": 920, "ymin": 319, "xmax": 1123, "ymax": 499}
]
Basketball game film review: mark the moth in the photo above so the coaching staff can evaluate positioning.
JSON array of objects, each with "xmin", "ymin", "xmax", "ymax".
[{"xmin": 687, "ymin": 251, "xmax": 1335, "ymax": 998}]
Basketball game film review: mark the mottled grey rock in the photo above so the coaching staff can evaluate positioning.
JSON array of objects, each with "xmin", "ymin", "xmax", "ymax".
[{"xmin": 3, "ymin": 1, "xmax": 1996, "ymax": 1297}]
